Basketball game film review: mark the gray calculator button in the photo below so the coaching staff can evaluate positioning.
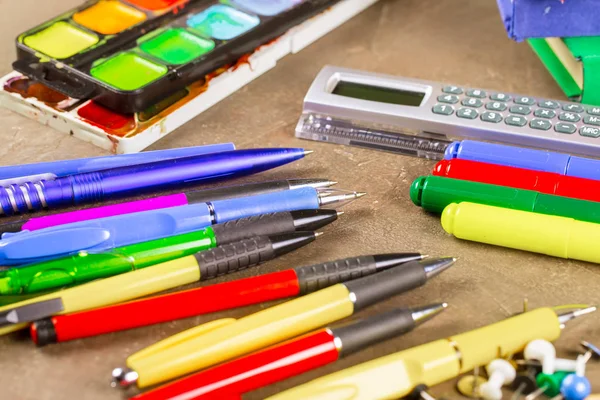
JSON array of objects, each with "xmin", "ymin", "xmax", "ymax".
[
  {"xmin": 505, "ymin": 115, "xmax": 527, "ymax": 127},
  {"xmin": 437, "ymin": 94, "xmax": 459, "ymax": 104},
  {"xmin": 442, "ymin": 86, "xmax": 463, "ymax": 95},
  {"xmin": 580, "ymin": 126, "xmax": 600, "ymax": 138},
  {"xmin": 481, "ymin": 111, "xmax": 502, "ymax": 123},
  {"xmin": 533, "ymin": 109, "xmax": 556, "ymax": 119},
  {"xmin": 457, "ymin": 107, "xmax": 479, "ymax": 119},
  {"xmin": 530, "ymin": 118, "xmax": 552, "ymax": 130},
  {"xmin": 555, "ymin": 122, "xmax": 577, "ymax": 134},
  {"xmin": 515, "ymin": 96, "xmax": 535, "ymax": 105},
  {"xmin": 563, "ymin": 103, "xmax": 584, "ymax": 113},
  {"xmin": 461, "ymin": 98, "xmax": 483, "ymax": 107},
  {"xmin": 467, "ymin": 89, "xmax": 486, "ymax": 98},
  {"xmin": 485, "ymin": 102, "xmax": 507, "ymax": 111},
  {"xmin": 539, "ymin": 100, "xmax": 560, "ymax": 109},
  {"xmin": 584, "ymin": 115, "xmax": 600, "ymax": 126},
  {"xmin": 490, "ymin": 93, "xmax": 511, "ymax": 102},
  {"xmin": 509, "ymin": 105, "xmax": 531, "ymax": 115},
  {"xmin": 587, "ymin": 106, "xmax": 600, "ymax": 116},
  {"xmin": 559, "ymin": 112, "xmax": 581, "ymax": 122},
  {"xmin": 432, "ymin": 104, "xmax": 454, "ymax": 115}
]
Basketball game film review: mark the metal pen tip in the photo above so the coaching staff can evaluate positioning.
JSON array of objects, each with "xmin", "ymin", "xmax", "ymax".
[
  {"xmin": 303, "ymin": 150, "xmax": 314, "ymax": 156},
  {"xmin": 420, "ymin": 254, "xmax": 429, "ymax": 259},
  {"xmin": 557, "ymin": 306, "xmax": 597, "ymax": 328},
  {"xmin": 289, "ymin": 179, "xmax": 339, "ymax": 190},
  {"xmin": 336, "ymin": 211, "xmax": 345, "ymax": 217},
  {"xmin": 318, "ymin": 191, "xmax": 366, "ymax": 207},
  {"xmin": 411, "ymin": 302, "xmax": 448, "ymax": 325},
  {"xmin": 110, "ymin": 367, "xmax": 139, "ymax": 389},
  {"xmin": 356, "ymin": 192, "xmax": 367, "ymax": 198},
  {"xmin": 422, "ymin": 257, "xmax": 456, "ymax": 279},
  {"xmin": 314, "ymin": 232, "xmax": 324, "ymax": 237}
]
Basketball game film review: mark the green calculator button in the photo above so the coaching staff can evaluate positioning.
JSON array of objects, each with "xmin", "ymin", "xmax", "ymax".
[
  {"xmin": 457, "ymin": 107, "xmax": 478, "ymax": 119},
  {"xmin": 432, "ymin": 104, "xmax": 454, "ymax": 115},
  {"xmin": 555, "ymin": 122, "xmax": 576, "ymax": 134},
  {"xmin": 533, "ymin": 109, "xmax": 556, "ymax": 119},
  {"xmin": 515, "ymin": 96, "xmax": 535, "ymax": 105},
  {"xmin": 485, "ymin": 102, "xmax": 507, "ymax": 111},
  {"xmin": 584, "ymin": 115, "xmax": 600, "ymax": 126},
  {"xmin": 563, "ymin": 103, "xmax": 584, "ymax": 113},
  {"xmin": 467, "ymin": 89, "xmax": 486, "ymax": 98},
  {"xmin": 580, "ymin": 126, "xmax": 600, "ymax": 137},
  {"xmin": 442, "ymin": 86, "xmax": 463, "ymax": 95},
  {"xmin": 481, "ymin": 111, "xmax": 502, "ymax": 123},
  {"xmin": 538, "ymin": 100, "xmax": 560, "ymax": 109},
  {"xmin": 437, "ymin": 94, "xmax": 459, "ymax": 104},
  {"xmin": 509, "ymin": 105, "xmax": 531, "ymax": 115},
  {"xmin": 530, "ymin": 118, "xmax": 551, "ymax": 130},
  {"xmin": 461, "ymin": 98, "xmax": 483, "ymax": 108},
  {"xmin": 559, "ymin": 112, "xmax": 581, "ymax": 122},
  {"xmin": 587, "ymin": 106, "xmax": 600, "ymax": 116},
  {"xmin": 505, "ymin": 115, "xmax": 527, "ymax": 127},
  {"xmin": 490, "ymin": 93, "xmax": 511, "ymax": 102}
]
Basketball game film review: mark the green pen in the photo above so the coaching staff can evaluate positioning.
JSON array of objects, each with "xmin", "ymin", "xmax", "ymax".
[
  {"xmin": 410, "ymin": 175, "xmax": 600, "ymax": 222},
  {"xmin": 0, "ymin": 210, "xmax": 340, "ymax": 295}
]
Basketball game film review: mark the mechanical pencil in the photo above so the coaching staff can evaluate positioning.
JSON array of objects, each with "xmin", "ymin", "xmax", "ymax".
[
  {"xmin": 111, "ymin": 257, "xmax": 455, "ymax": 389},
  {"xmin": 31, "ymin": 252, "xmax": 424, "ymax": 346},
  {"xmin": 265, "ymin": 306, "xmax": 596, "ymax": 400},
  {"xmin": 0, "ymin": 210, "xmax": 340, "ymax": 295},
  {"xmin": 130, "ymin": 303, "xmax": 447, "ymax": 400},
  {"xmin": 0, "ymin": 143, "xmax": 235, "ymax": 185},
  {"xmin": 0, "ymin": 298, "xmax": 63, "ymax": 329},
  {"xmin": 0, "ymin": 187, "xmax": 361, "ymax": 265},
  {"xmin": 0, "ymin": 231, "xmax": 317, "ymax": 336},
  {"xmin": 410, "ymin": 175, "xmax": 600, "ymax": 224},
  {"xmin": 0, "ymin": 147, "xmax": 309, "ymax": 215},
  {"xmin": 442, "ymin": 202, "xmax": 600, "ymax": 263},
  {"xmin": 433, "ymin": 159, "xmax": 600, "ymax": 204},
  {"xmin": 0, "ymin": 179, "xmax": 336, "ymax": 234},
  {"xmin": 445, "ymin": 140, "xmax": 600, "ymax": 181}
]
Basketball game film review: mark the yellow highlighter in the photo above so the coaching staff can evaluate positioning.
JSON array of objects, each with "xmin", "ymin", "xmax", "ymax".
[
  {"xmin": 110, "ymin": 258, "xmax": 455, "ymax": 389},
  {"xmin": 266, "ymin": 306, "xmax": 596, "ymax": 400},
  {"xmin": 441, "ymin": 202, "xmax": 600, "ymax": 263}
]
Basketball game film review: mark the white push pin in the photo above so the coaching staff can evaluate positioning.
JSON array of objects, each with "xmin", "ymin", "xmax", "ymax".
[
  {"xmin": 524, "ymin": 339, "xmax": 578, "ymax": 375},
  {"xmin": 479, "ymin": 359, "xmax": 516, "ymax": 400}
]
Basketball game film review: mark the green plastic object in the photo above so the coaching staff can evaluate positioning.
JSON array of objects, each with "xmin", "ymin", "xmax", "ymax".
[
  {"xmin": 536, "ymin": 371, "xmax": 570, "ymax": 397},
  {"xmin": 410, "ymin": 175, "xmax": 600, "ymax": 222},
  {"xmin": 563, "ymin": 36, "xmax": 600, "ymax": 106},
  {"xmin": 0, "ymin": 228, "xmax": 217, "ymax": 295}
]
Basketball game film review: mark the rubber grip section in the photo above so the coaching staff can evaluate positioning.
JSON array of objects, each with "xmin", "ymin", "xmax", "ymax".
[
  {"xmin": 211, "ymin": 213, "xmax": 295, "ymax": 245},
  {"xmin": 294, "ymin": 256, "xmax": 376, "ymax": 295}
]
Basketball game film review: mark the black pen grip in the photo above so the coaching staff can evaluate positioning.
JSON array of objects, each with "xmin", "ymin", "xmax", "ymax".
[
  {"xmin": 196, "ymin": 236, "xmax": 274, "ymax": 280},
  {"xmin": 185, "ymin": 181, "xmax": 289, "ymax": 204},
  {"xmin": 294, "ymin": 256, "xmax": 377, "ymax": 295},
  {"xmin": 211, "ymin": 213, "xmax": 295, "ymax": 245}
]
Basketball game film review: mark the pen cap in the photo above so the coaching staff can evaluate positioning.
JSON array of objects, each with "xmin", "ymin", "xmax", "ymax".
[{"xmin": 566, "ymin": 155, "xmax": 600, "ymax": 181}]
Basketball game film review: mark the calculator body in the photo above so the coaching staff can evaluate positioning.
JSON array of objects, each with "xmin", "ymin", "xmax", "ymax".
[{"xmin": 297, "ymin": 65, "xmax": 600, "ymax": 158}]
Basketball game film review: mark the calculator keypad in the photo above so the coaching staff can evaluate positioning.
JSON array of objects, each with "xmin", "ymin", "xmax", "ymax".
[
  {"xmin": 514, "ymin": 96, "xmax": 535, "ymax": 105},
  {"xmin": 530, "ymin": 119, "xmax": 551, "ymax": 130},
  {"xmin": 438, "ymin": 94, "xmax": 459, "ymax": 104},
  {"xmin": 539, "ymin": 100, "xmax": 560, "ymax": 109},
  {"xmin": 584, "ymin": 115, "xmax": 600, "ymax": 126},
  {"xmin": 462, "ymin": 98, "xmax": 483, "ymax": 107},
  {"xmin": 555, "ymin": 123, "xmax": 576, "ymax": 134},
  {"xmin": 534, "ymin": 109, "xmax": 556, "ymax": 119},
  {"xmin": 481, "ymin": 112, "xmax": 502, "ymax": 123},
  {"xmin": 442, "ymin": 86, "xmax": 463, "ymax": 95},
  {"xmin": 457, "ymin": 108, "xmax": 478, "ymax": 119},
  {"xmin": 563, "ymin": 104, "xmax": 584, "ymax": 113},
  {"xmin": 505, "ymin": 115, "xmax": 527, "ymax": 127},
  {"xmin": 467, "ymin": 89, "xmax": 486, "ymax": 98},
  {"xmin": 559, "ymin": 112, "xmax": 580, "ymax": 122},
  {"xmin": 486, "ymin": 102, "xmax": 507, "ymax": 112},
  {"xmin": 432, "ymin": 104, "xmax": 454, "ymax": 115},
  {"xmin": 509, "ymin": 105, "xmax": 531, "ymax": 115}
]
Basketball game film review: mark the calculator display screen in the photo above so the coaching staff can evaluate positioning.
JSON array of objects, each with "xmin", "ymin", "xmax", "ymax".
[{"xmin": 332, "ymin": 81, "xmax": 425, "ymax": 106}]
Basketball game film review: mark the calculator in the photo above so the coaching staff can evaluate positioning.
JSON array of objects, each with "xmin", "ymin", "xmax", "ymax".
[{"xmin": 296, "ymin": 65, "xmax": 600, "ymax": 158}]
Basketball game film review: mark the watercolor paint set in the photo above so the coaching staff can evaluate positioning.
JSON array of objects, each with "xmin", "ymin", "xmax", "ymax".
[
  {"xmin": 13, "ymin": 0, "xmax": 344, "ymax": 113},
  {"xmin": 1, "ymin": 0, "xmax": 380, "ymax": 153}
]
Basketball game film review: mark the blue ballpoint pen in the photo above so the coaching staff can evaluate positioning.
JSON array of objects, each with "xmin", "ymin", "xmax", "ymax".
[
  {"xmin": 0, "ymin": 143, "xmax": 235, "ymax": 186},
  {"xmin": 0, "ymin": 148, "xmax": 308, "ymax": 216},
  {"xmin": 0, "ymin": 187, "xmax": 363, "ymax": 265},
  {"xmin": 445, "ymin": 140, "xmax": 600, "ymax": 181}
]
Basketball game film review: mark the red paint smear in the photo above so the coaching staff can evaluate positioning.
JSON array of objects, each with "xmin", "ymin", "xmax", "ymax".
[
  {"xmin": 4, "ymin": 76, "xmax": 73, "ymax": 110},
  {"xmin": 77, "ymin": 102, "xmax": 136, "ymax": 137},
  {"xmin": 127, "ymin": 0, "xmax": 186, "ymax": 11}
]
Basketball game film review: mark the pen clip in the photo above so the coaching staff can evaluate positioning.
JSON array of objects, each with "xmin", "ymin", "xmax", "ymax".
[
  {"xmin": 0, "ymin": 227, "xmax": 112, "ymax": 261},
  {"xmin": 0, "ymin": 173, "xmax": 57, "ymax": 187},
  {"xmin": 129, "ymin": 318, "xmax": 237, "ymax": 363}
]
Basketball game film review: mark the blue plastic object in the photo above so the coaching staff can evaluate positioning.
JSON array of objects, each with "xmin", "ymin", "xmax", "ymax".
[
  {"xmin": 0, "ymin": 148, "xmax": 307, "ymax": 215},
  {"xmin": 0, "ymin": 143, "xmax": 235, "ymax": 185},
  {"xmin": 0, "ymin": 187, "xmax": 320, "ymax": 265},
  {"xmin": 560, "ymin": 374, "xmax": 591, "ymax": 400},
  {"xmin": 444, "ymin": 140, "xmax": 600, "ymax": 180}
]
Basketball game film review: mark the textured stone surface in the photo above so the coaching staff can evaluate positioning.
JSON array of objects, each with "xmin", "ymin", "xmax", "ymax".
[{"xmin": 0, "ymin": 0, "xmax": 598, "ymax": 399}]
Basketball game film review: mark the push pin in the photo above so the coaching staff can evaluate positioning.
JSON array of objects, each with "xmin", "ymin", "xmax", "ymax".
[
  {"xmin": 408, "ymin": 384, "xmax": 449, "ymax": 400},
  {"xmin": 510, "ymin": 367, "xmax": 539, "ymax": 399},
  {"xmin": 524, "ymin": 339, "xmax": 580, "ymax": 375},
  {"xmin": 581, "ymin": 341, "xmax": 600, "ymax": 359},
  {"xmin": 456, "ymin": 368, "xmax": 486, "ymax": 399},
  {"xmin": 479, "ymin": 359, "xmax": 516, "ymax": 400},
  {"xmin": 548, "ymin": 374, "xmax": 592, "ymax": 400}
]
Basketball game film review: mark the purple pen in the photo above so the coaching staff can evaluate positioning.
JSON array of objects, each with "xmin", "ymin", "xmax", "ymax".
[{"xmin": 0, "ymin": 148, "xmax": 310, "ymax": 216}]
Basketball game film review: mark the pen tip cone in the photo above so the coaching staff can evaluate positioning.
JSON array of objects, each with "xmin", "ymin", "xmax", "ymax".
[
  {"xmin": 303, "ymin": 150, "xmax": 314, "ymax": 156},
  {"xmin": 314, "ymin": 232, "xmax": 324, "ymax": 237},
  {"xmin": 411, "ymin": 302, "xmax": 448, "ymax": 325},
  {"xmin": 356, "ymin": 192, "xmax": 367, "ymax": 198},
  {"xmin": 422, "ymin": 257, "xmax": 456, "ymax": 279},
  {"xmin": 329, "ymin": 181, "xmax": 339, "ymax": 186},
  {"xmin": 336, "ymin": 211, "xmax": 345, "ymax": 217},
  {"xmin": 420, "ymin": 254, "xmax": 429, "ymax": 259}
]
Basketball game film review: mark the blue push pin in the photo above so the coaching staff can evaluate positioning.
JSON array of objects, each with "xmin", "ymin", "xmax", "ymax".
[{"xmin": 559, "ymin": 374, "xmax": 591, "ymax": 400}]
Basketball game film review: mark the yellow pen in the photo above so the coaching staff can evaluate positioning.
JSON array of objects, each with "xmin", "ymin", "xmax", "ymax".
[
  {"xmin": 266, "ymin": 306, "xmax": 596, "ymax": 400},
  {"xmin": 110, "ymin": 257, "xmax": 455, "ymax": 389},
  {"xmin": 441, "ymin": 202, "xmax": 600, "ymax": 263}
]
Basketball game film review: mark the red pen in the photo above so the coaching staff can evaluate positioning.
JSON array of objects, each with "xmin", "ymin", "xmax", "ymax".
[
  {"xmin": 30, "ymin": 253, "xmax": 424, "ymax": 346},
  {"xmin": 433, "ymin": 159, "xmax": 600, "ymax": 203},
  {"xmin": 129, "ymin": 304, "xmax": 447, "ymax": 400}
]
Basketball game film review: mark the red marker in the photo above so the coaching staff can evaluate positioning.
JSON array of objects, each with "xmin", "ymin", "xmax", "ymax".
[
  {"xmin": 433, "ymin": 159, "xmax": 600, "ymax": 203},
  {"xmin": 130, "ymin": 304, "xmax": 447, "ymax": 400}
]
